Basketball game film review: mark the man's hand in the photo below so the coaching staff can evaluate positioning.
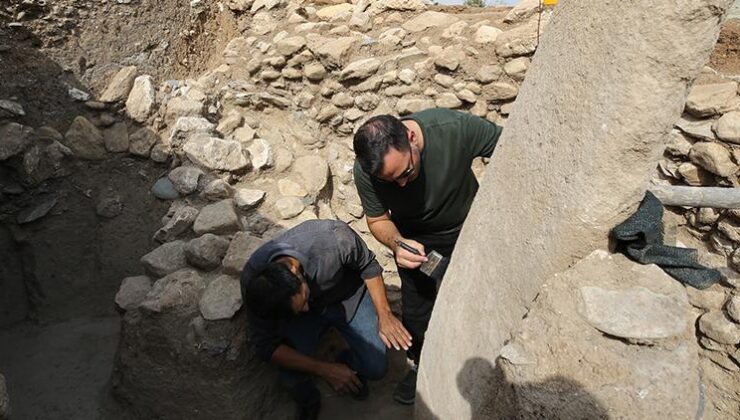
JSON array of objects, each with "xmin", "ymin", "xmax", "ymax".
[
  {"xmin": 378, "ymin": 310, "xmax": 412, "ymax": 351},
  {"xmin": 319, "ymin": 362, "xmax": 362, "ymax": 395},
  {"xmin": 394, "ymin": 238, "xmax": 427, "ymax": 269}
]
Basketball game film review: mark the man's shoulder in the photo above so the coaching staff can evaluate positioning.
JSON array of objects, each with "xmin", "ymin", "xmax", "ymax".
[{"xmin": 407, "ymin": 108, "xmax": 465, "ymax": 127}]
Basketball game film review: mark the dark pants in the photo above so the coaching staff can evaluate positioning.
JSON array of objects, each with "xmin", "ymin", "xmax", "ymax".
[
  {"xmin": 278, "ymin": 288, "xmax": 388, "ymax": 406},
  {"xmin": 398, "ymin": 232, "xmax": 459, "ymax": 364}
]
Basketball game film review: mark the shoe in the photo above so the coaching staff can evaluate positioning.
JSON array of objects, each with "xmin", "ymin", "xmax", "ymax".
[
  {"xmin": 351, "ymin": 377, "xmax": 369, "ymax": 401},
  {"xmin": 393, "ymin": 364, "xmax": 417, "ymax": 405}
]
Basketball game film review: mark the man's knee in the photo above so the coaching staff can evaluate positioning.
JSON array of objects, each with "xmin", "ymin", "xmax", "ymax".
[{"xmin": 361, "ymin": 351, "xmax": 388, "ymax": 381}]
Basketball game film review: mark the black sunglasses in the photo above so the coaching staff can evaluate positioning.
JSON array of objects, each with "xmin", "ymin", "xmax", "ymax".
[{"xmin": 375, "ymin": 150, "xmax": 414, "ymax": 184}]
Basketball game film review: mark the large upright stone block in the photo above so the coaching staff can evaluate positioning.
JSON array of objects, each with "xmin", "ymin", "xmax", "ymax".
[{"xmin": 416, "ymin": 1, "xmax": 733, "ymax": 418}]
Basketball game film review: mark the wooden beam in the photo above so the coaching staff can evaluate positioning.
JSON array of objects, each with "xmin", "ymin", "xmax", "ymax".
[{"xmin": 649, "ymin": 185, "xmax": 740, "ymax": 208}]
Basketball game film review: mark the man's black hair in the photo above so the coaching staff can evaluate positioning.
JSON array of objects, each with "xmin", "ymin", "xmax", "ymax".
[
  {"xmin": 243, "ymin": 262, "xmax": 302, "ymax": 320},
  {"xmin": 353, "ymin": 115, "xmax": 410, "ymax": 177}
]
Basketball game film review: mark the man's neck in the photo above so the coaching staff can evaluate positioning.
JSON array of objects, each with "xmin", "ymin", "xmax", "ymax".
[{"xmin": 402, "ymin": 119, "xmax": 424, "ymax": 152}]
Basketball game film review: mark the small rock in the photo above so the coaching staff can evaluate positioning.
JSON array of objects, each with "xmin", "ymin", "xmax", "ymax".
[
  {"xmin": 304, "ymin": 62, "xmax": 328, "ymax": 81},
  {"xmin": 183, "ymin": 135, "xmax": 251, "ymax": 172},
  {"xmin": 435, "ymin": 92, "xmax": 462, "ymax": 109},
  {"xmin": 689, "ymin": 142, "xmax": 737, "ymax": 177},
  {"xmin": 165, "ymin": 97, "xmax": 204, "ymax": 121},
  {"xmin": 151, "ymin": 178, "xmax": 179, "ymax": 200},
  {"xmin": 199, "ymin": 275, "xmax": 242, "ymax": 320},
  {"xmin": 484, "ymin": 82, "xmax": 518, "ymax": 102},
  {"xmin": 276, "ymin": 36, "xmax": 306, "ymax": 56},
  {"xmin": 685, "ymin": 81, "xmax": 738, "ymax": 117},
  {"xmin": 698, "ymin": 310, "xmax": 740, "ymax": 344},
  {"xmin": 340, "ymin": 58, "xmax": 381, "ymax": 81},
  {"xmin": 150, "ymin": 144, "xmax": 170, "ymax": 163},
  {"xmin": 331, "ymin": 92, "xmax": 355, "ymax": 108},
  {"xmin": 504, "ymin": 0, "xmax": 540, "ymax": 23},
  {"xmin": 396, "ymin": 98, "xmax": 435, "ymax": 115},
  {"xmin": 317, "ymin": 105, "xmax": 342, "ymax": 123},
  {"xmin": 96, "ymin": 196, "xmax": 123, "ymax": 218},
  {"xmin": 275, "ymin": 196, "xmax": 305, "ymax": 219},
  {"xmin": 168, "ymin": 117, "xmax": 214, "ymax": 148},
  {"xmin": 713, "ymin": 111, "xmax": 740, "ymax": 144},
  {"xmin": 193, "ymin": 199, "xmax": 241, "ymax": 235},
  {"xmin": 0, "ymin": 122, "xmax": 33, "ymax": 160},
  {"xmin": 216, "ymin": 112, "xmax": 243, "ymax": 137},
  {"xmin": 129, "ymin": 127, "xmax": 159, "ymax": 157},
  {"xmin": 140, "ymin": 240, "xmax": 188, "ymax": 278},
  {"xmin": 578, "ymin": 286, "xmax": 687, "ymax": 343},
  {"xmin": 139, "ymin": 269, "xmax": 206, "ymax": 313},
  {"xmin": 456, "ymin": 89, "xmax": 477, "ymax": 104},
  {"xmin": 434, "ymin": 55, "xmax": 459, "ymax": 72},
  {"xmin": 234, "ymin": 188, "xmax": 266, "ymax": 209},
  {"xmin": 474, "ymin": 25, "xmax": 502, "ymax": 44},
  {"xmin": 677, "ymin": 162, "xmax": 713, "ymax": 186},
  {"xmin": 154, "ymin": 206, "xmax": 199, "ymax": 242},
  {"xmin": 355, "ymin": 94, "xmax": 380, "ymax": 111},
  {"xmin": 664, "ymin": 130, "xmax": 693, "ymax": 157},
  {"xmin": 504, "ymin": 57, "xmax": 529, "ymax": 81},
  {"xmin": 103, "ymin": 122, "xmax": 129, "ymax": 153},
  {"xmin": 402, "ymin": 11, "xmax": 459, "ymax": 33},
  {"xmin": 17, "ymin": 196, "xmax": 57, "ymax": 224},
  {"xmin": 246, "ymin": 138, "xmax": 274, "ymax": 170},
  {"xmin": 685, "ymin": 284, "xmax": 726, "ymax": 310},
  {"xmin": 204, "ymin": 179, "xmax": 235, "ymax": 201},
  {"xmin": 126, "ymin": 75, "xmax": 156, "ymax": 122},
  {"xmin": 0, "ymin": 99, "xmax": 25, "ymax": 117},
  {"xmin": 316, "ymin": 3, "xmax": 354, "ymax": 21},
  {"xmin": 398, "ymin": 68, "xmax": 416, "ymax": 85},
  {"xmin": 185, "ymin": 233, "xmax": 230, "ymax": 270},
  {"xmin": 64, "ymin": 116, "xmax": 106, "ymax": 160},
  {"xmin": 434, "ymin": 74, "xmax": 455, "ymax": 88},
  {"xmin": 68, "ymin": 88, "xmax": 91, "ymax": 102},
  {"xmin": 349, "ymin": 12, "xmax": 372, "ymax": 32},
  {"xmin": 168, "ymin": 166, "xmax": 203, "ymax": 195},
  {"xmin": 293, "ymin": 155, "xmax": 329, "ymax": 196},
  {"xmin": 441, "ymin": 21, "xmax": 469, "ymax": 39},
  {"xmin": 100, "ymin": 66, "xmax": 138, "ymax": 103},
  {"xmin": 222, "ymin": 231, "xmax": 267, "ymax": 275},
  {"xmin": 115, "ymin": 276, "xmax": 152, "ymax": 311},
  {"xmin": 726, "ymin": 296, "xmax": 740, "ymax": 323},
  {"xmin": 278, "ymin": 179, "xmax": 308, "ymax": 197},
  {"xmin": 675, "ymin": 116, "xmax": 715, "ymax": 141},
  {"xmin": 232, "ymin": 125, "xmax": 256, "ymax": 144}
]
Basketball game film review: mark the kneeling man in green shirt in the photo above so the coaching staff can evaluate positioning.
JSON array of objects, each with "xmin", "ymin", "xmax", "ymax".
[{"xmin": 352, "ymin": 108, "xmax": 503, "ymax": 404}]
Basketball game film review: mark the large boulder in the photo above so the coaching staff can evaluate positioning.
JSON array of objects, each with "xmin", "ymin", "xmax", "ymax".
[
  {"xmin": 416, "ymin": 0, "xmax": 733, "ymax": 418},
  {"xmin": 490, "ymin": 251, "xmax": 700, "ymax": 418}
]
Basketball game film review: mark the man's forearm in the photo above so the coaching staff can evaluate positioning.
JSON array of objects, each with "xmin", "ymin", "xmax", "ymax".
[
  {"xmin": 271, "ymin": 344, "xmax": 328, "ymax": 377},
  {"xmin": 364, "ymin": 275, "xmax": 392, "ymax": 317},
  {"xmin": 366, "ymin": 214, "xmax": 402, "ymax": 252}
]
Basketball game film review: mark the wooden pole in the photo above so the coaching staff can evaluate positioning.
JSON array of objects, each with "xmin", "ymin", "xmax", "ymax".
[{"xmin": 649, "ymin": 185, "xmax": 740, "ymax": 208}]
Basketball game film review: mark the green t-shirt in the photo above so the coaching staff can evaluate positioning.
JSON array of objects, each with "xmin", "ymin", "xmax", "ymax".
[{"xmin": 353, "ymin": 108, "xmax": 503, "ymax": 237}]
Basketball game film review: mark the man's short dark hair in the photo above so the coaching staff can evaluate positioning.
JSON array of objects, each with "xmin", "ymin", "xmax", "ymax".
[
  {"xmin": 243, "ymin": 262, "xmax": 302, "ymax": 320},
  {"xmin": 353, "ymin": 115, "xmax": 410, "ymax": 177}
]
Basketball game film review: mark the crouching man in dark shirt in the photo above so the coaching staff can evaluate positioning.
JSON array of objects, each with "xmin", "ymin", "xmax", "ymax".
[{"xmin": 240, "ymin": 219, "xmax": 411, "ymax": 420}]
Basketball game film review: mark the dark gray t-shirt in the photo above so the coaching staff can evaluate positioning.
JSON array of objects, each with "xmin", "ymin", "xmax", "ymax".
[{"xmin": 240, "ymin": 219, "xmax": 383, "ymax": 361}]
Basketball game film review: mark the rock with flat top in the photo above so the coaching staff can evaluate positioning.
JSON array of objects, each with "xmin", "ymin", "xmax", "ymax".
[
  {"xmin": 475, "ymin": 26, "xmax": 503, "ymax": 44},
  {"xmin": 139, "ymin": 268, "xmax": 205, "ymax": 313},
  {"xmin": 276, "ymin": 36, "xmax": 306, "ymax": 56},
  {"xmin": 184, "ymin": 136, "xmax": 251, "ymax": 172},
  {"xmin": 140, "ymin": 241, "xmax": 188, "ymax": 278},
  {"xmin": 578, "ymin": 285, "xmax": 687, "ymax": 342},
  {"xmin": 684, "ymin": 81, "xmax": 738, "ymax": 117},
  {"xmin": 339, "ymin": 58, "xmax": 381, "ymax": 81},
  {"xmin": 234, "ymin": 188, "xmax": 266, "ymax": 209},
  {"xmin": 168, "ymin": 167, "xmax": 203, "ymax": 195},
  {"xmin": 403, "ymin": 11, "xmax": 458, "ymax": 33},
  {"xmin": 193, "ymin": 199, "xmax": 241, "ymax": 235},
  {"xmin": 275, "ymin": 197, "xmax": 305, "ymax": 219},
  {"xmin": 396, "ymin": 98, "xmax": 435, "ymax": 115},
  {"xmin": 185, "ymin": 233, "xmax": 230, "ymax": 270}
]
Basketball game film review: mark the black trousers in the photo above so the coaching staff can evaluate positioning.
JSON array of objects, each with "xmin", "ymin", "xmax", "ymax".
[{"xmin": 398, "ymin": 231, "xmax": 459, "ymax": 364}]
